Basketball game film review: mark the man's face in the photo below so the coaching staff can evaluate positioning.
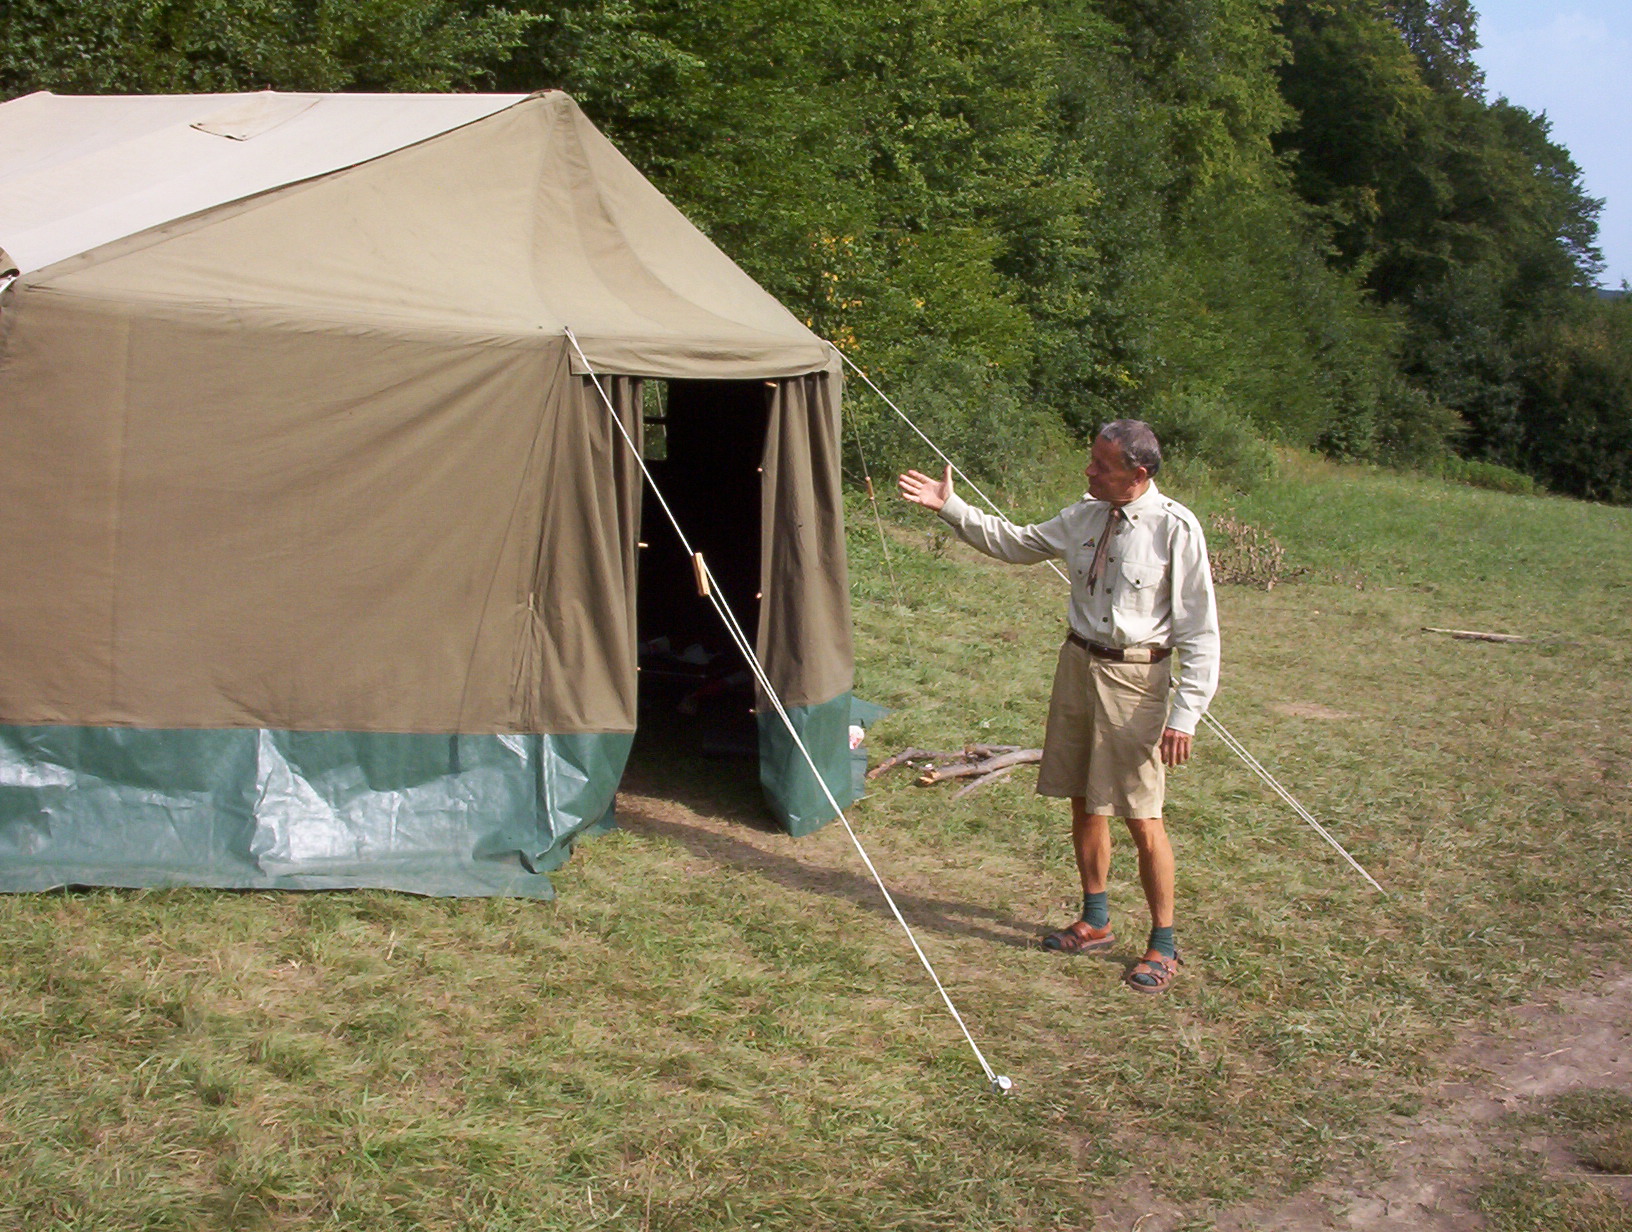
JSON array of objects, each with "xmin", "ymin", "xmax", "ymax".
[{"xmin": 1084, "ymin": 434, "xmax": 1149, "ymax": 505}]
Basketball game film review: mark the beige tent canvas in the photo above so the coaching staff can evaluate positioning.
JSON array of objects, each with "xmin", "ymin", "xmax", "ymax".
[{"xmin": 0, "ymin": 89, "xmax": 857, "ymax": 896}]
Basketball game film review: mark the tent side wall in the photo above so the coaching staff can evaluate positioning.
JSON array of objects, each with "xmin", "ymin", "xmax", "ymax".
[
  {"xmin": 756, "ymin": 364, "xmax": 859, "ymax": 834},
  {"xmin": 0, "ymin": 286, "xmax": 648, "ymax": 893},
  {"xmin": 0, "ymin": 291, "xmax": 644, "ymax": 734}
]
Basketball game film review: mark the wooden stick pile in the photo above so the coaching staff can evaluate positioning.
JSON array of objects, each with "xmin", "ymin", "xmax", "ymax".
[{"xmin": 868, "ymin": 744, "xmax": 1042, "ymax": 799}]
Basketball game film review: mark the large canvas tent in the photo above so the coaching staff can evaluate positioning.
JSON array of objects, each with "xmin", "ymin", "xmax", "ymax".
[{"xmin": 0, "ymin": 90, "xmax": 856, "ymax": 896}]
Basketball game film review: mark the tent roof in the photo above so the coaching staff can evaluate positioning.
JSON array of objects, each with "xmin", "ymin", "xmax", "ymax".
[
  {"xmin": 0, "ymin": 90, "xmax": 831, "ymax": 377},
  {"xmin": 0, "ymin": 90, "xmax": 528, "ymax": 275}
]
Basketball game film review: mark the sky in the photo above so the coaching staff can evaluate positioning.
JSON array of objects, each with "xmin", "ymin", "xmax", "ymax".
[{"xmin": 1472, "ymin": 0, "xmax": 1631, "ymax": 288}]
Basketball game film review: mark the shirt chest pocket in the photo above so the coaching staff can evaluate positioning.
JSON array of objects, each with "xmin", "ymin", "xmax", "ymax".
[{"xmin": 1118, "ymin": 555, "xmax": 1165, "ymax": 612}]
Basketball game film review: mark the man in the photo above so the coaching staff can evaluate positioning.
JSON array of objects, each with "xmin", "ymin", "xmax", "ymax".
[{"xmin": 898, "ymin": 420, "xmax": 1219, "ymax": 993}]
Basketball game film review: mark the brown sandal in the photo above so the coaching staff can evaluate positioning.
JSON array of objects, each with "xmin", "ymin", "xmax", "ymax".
[
  {"xmin": 1041, "ymin": 920, "xmax": 1115, "ymax": 954},
  {"xmin": 1124, "ymin": 951, "xmax": 1181, "ymax": 993}
]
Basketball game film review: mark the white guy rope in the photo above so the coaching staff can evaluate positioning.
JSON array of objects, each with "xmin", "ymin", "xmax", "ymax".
[
  {"xmin": 1199, "ymin": 713, "xmax": 1385, "ymax": 893},
  {"xmin": 830, "ymin": 342, "xmax": 1386, "ymax": 895},
  {"xmin": 564, "ymin": 328, "xmax": 1005, "ymax": 1088},
  {"xmin": 833, "ymin": 347, "xmax": 1013, "ymax": 529},
  {"xmin": 844, "ymin": 401, "xmax": 909, "ymax": 616}
]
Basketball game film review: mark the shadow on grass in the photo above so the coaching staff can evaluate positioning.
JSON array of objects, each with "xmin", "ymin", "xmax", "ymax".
[
  {"xmin": 621, "ymin": 686, "xmax": 1127, "ymax": 961},
  {"xmin": 615, "ymin": 794, "xmax": 1110, "ymax": 957}
]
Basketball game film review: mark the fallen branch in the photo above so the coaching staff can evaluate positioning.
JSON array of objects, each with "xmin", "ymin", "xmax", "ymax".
[
  {"xmin": 1422, "ymin": 626, "xmax": 1529, "ymax": 644},
  {"xmin": 866, "ymin": 748, "xmax": 964, "ymax": 779},
  {"xmin": 952, "ymin": 764, "xmax": 1018, "ymax": 799},
  {"xmin": 917, "ymin": 749, "xmax": 1041, "ymax": 786},
  {"xmin": 963, "ymin": 743, "xmax": 1022, "ymax": 759}
]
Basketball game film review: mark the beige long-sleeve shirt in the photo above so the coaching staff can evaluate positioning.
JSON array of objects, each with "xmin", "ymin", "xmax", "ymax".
[{"xmin": 938, "ymin": 481, "xmax": 1221, "ymax": 734}]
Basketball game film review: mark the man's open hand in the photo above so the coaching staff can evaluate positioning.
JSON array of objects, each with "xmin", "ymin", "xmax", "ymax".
[
  {"xmin": 1160, "ymin": 727, "xmax": 1192, "ymax": 767},
  {"xmin": 898, "ymin": 464, "xmax": 954, "ymax": 511}
]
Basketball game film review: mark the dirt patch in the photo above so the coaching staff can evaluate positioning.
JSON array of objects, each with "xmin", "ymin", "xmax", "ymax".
[
  {"xmin": 1096, "ymin": 970, "xmax": 1632, "ymax": 1231},
  {"xmin": 1271, "ymin": 701, "xmax": 1360, "ymax": 720}
]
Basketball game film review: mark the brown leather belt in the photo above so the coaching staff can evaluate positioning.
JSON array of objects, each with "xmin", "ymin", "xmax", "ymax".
[{"xmin": 1066, "ymin": 630, "xmax": 1171, "ymax": 663}]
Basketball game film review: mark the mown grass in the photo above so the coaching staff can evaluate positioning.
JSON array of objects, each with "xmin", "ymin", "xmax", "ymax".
[{"xmin": 3, "ymin": 450, "xmax": 1631, "ymax": 1229}]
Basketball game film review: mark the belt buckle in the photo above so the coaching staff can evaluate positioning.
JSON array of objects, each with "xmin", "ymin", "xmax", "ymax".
[{"xmin": 1121, "ymin": 647, "xmax": 1153, "ymax": 664}]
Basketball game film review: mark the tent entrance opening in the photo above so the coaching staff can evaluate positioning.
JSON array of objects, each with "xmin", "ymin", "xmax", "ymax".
[{"xmin": 632, "ymin": 378, "xmax": 768, "ymax": 768}]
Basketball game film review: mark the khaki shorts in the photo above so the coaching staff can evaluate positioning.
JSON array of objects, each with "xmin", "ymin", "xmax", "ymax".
[{"xmin": 1035, "ymin": 636, "xmax": 1170, "ymax": 818}]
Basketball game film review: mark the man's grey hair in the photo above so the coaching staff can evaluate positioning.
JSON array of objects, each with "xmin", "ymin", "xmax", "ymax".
[{"xmin": 1098, "ymin": 419, "xmax": 1162, "ymax": 478}]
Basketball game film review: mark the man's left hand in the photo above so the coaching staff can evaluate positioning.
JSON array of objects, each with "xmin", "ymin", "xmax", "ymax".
[{"xmin": 1160, "ymin": 727, "xmax": 1192, "ymax": 767}]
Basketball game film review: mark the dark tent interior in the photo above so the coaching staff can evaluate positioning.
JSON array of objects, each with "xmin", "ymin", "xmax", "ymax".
[{"xmin": 633, "ymin": 379, "xmax": 769, "ymax": 767}]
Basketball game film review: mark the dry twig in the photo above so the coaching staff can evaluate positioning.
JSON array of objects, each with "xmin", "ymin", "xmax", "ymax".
[
  {"xmin": 867, "ymin": 744, "xmax": 1025, "ymax": 780},
  {"xmin": 866, "ymin": 748, "xmax": 963, "ymax": 779},
  {"xmin": 1422, "ymin": 626, "xmax": 1530, "ymax": 644}
]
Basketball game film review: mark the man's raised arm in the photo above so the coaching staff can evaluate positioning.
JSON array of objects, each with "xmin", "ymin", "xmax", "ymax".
[{"xmin": 898, "ymin": 464, "xmax": 1069, "ymax": 565}]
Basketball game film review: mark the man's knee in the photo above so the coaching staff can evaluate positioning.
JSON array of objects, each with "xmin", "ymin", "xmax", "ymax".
[{"xmin": 1125, "ymin": 816, "xmax": 1166, "ymax": 852}]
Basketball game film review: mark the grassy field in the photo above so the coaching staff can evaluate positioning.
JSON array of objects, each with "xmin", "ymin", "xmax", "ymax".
[{"xmin": 2, "ymin": 451, "xmax": 1630, "ymax": 1230}]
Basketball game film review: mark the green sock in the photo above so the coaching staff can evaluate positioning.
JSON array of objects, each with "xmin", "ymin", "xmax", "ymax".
[
  {"xmin": 1081, "ymin": 891, "xmax": 1109, "ymax": 928},
  {"xmin": 1148, "ymin": 925, "xmax": 1176, "ymax": 959}
]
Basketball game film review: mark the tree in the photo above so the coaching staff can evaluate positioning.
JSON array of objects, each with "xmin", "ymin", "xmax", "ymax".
[
  {"xmin": 1274, "ymin": 0, "xmax": 1607, "ymax": 474},
  {"xmin": 1516, "ymin": 296, "xmax": 1632, "ymax": 503},
  {"xmin": 0, "ymin": 0, "xmax": 536, "ymax": 97}
]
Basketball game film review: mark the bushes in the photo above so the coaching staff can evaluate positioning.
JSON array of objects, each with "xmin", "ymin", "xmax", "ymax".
[
  {"xmin": 1146, "ymin": 390, "xmax": 1278, "ymax": 493},
  {"xmin": 1430, "ymin": 457, "xmax": 1541, "ymax": 497},
  {"xmin": 845, "ymin": 342, "xmax": 1078, "ymax": 508}
]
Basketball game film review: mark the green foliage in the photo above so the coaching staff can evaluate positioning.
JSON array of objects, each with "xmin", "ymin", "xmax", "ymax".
[
  {"xmin": 1430, "ymin": 456, "xmax": 1540, "ymax": 497},
  {"xmin": 0, "ymin": 0, "xmax": 537, "ymax": 94},
  {"xmin": 1092, "ymin": 0, "xmax": 1294, "ymax": 194},
  {"xmin": 1138, "ymin": 177, "xmax": 1412, "ymax": 457},
  {"xmin": 1514, "ymin": 295, "xmax": 1632, "ymax": 505},
  {"xmin": 1385, "ymin": 0, "xmax": 1483, "ymax": 94},
  {"xmin": 845, "ymin": 342, "xmax": 1078, "ymax": 516},
  {"xmin": 1146, "ymin": 389, "xmax": 1279, "ymax": 493},
  {"xmin": 1274, "ymin": 0, "xmax": 1617, "ymax": 495}
]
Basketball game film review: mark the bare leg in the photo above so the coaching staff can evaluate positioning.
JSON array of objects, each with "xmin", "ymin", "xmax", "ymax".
[
  {"xmin": 1070, "ymin": 797, "xmax": 1112, "ymax": 894},
  {"xmin": 1125, "ymin": 816, "xmax": 1174, "ymax": 935},
  {"xmin": 1042, "ymin": 799, "xmax": 1118, "ymax": 951}
]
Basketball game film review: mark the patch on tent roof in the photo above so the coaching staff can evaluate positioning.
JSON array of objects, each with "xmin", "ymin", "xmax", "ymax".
[{"xmin": 191, "ymin": 93, "xmax": 320, "ymax": 141}]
